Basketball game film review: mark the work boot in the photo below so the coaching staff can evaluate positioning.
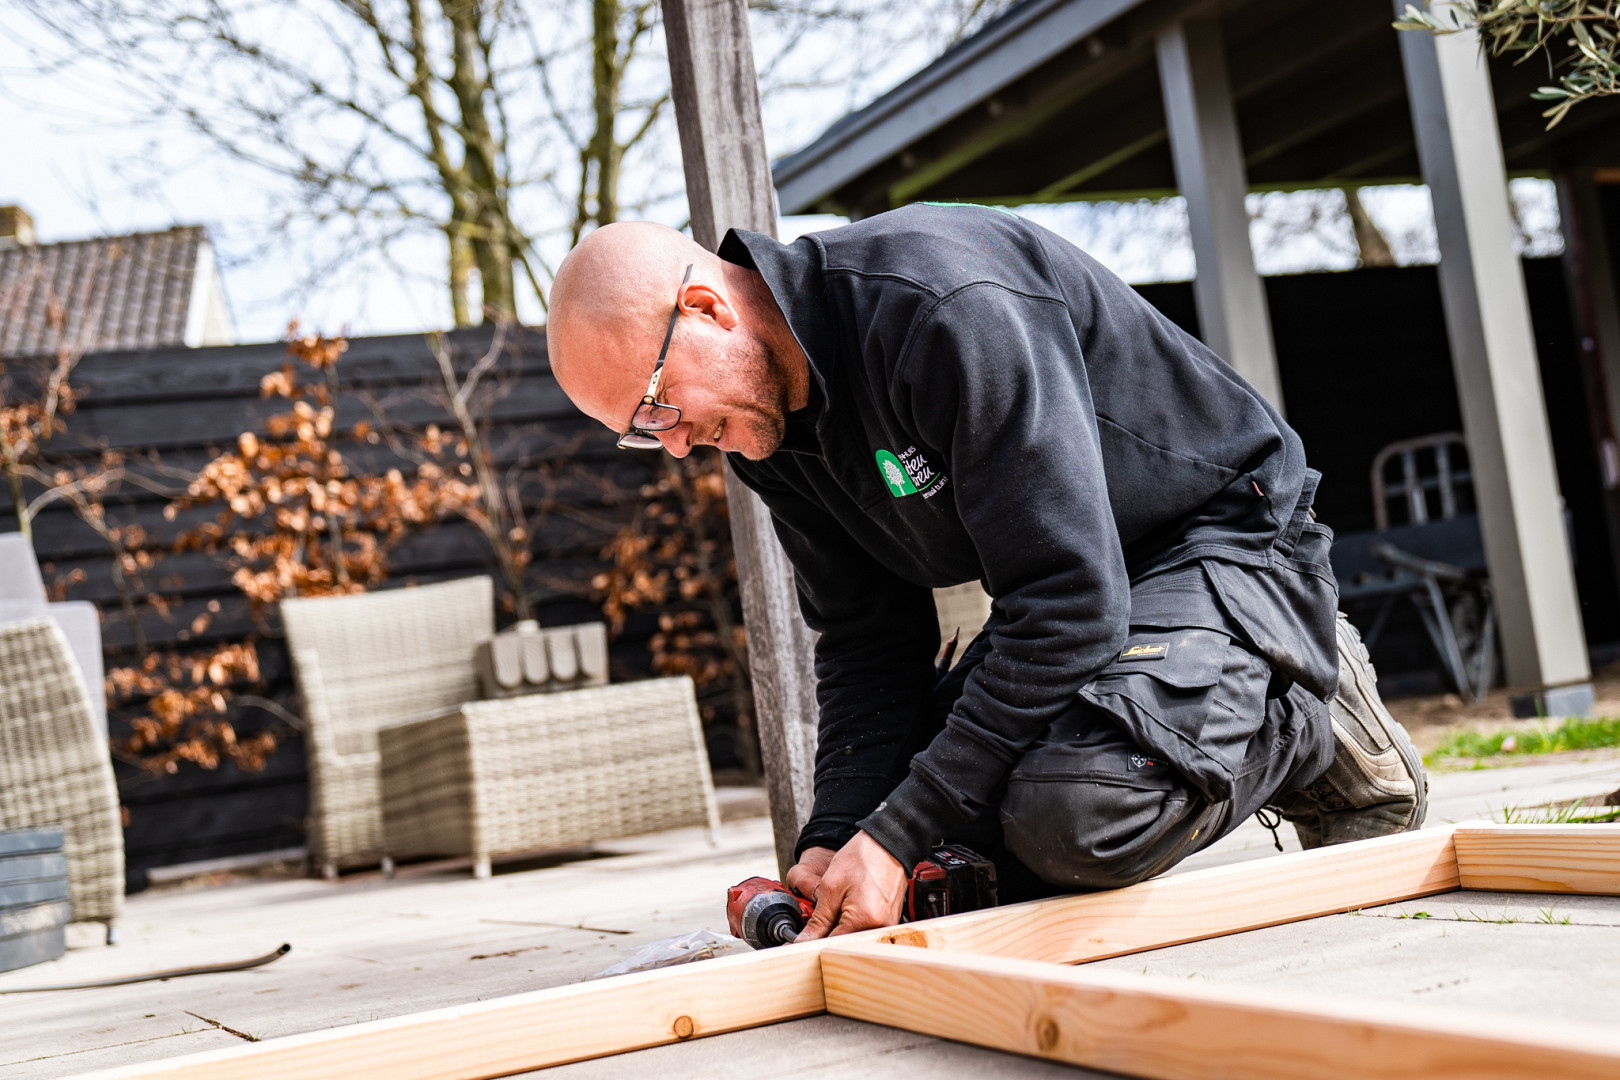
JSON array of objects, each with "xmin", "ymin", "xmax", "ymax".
[{"xmin": 1268, "ymin": 613, "xmax": 1428, "ymax": 848}]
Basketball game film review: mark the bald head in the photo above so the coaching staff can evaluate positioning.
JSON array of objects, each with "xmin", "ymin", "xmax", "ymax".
[
  {"xmin": 549, "ymin": 222, "xmax": 710, "ymax": 391},
  {"xmin": 548, "ymin": 221, "xmax": 809, "ymax": 460}
]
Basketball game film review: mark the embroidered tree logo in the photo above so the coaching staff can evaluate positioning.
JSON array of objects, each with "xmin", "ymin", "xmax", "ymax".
[
  {"xmin": 875, "ymin": 450, "xmax": 916, "ymax": 497},
  {"xmin": 882, "ymin": 459, "xmax": 907, "ymax": 494}
]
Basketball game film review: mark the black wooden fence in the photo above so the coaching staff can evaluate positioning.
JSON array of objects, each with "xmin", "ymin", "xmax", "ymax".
[{"xmin": 3, "ymin": 326, "xmax": 696, "ymax": 890}]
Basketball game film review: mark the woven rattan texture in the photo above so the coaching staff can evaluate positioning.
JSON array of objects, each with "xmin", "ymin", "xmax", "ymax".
[
  {"xmin": 0, "ymin": 620, "xmax": 123, "ymax": 925},
  {"xmin": 379, "ymin": 676, "xmax": 720, "ymax": 865},
  {"xmin": 282, "ymin": 577, "xmax": 495, "ymax": 868}
]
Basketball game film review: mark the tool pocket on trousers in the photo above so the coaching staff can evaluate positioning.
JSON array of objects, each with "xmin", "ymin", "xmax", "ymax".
[{"xmin": 1078, "ymin": 626, "xmax": 1270, "ymax": 803}]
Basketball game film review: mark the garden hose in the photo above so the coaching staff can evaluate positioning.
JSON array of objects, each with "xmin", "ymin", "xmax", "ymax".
[{"xmin": 0, "ymin": 943, "xmax": 290, "ymax": 992}]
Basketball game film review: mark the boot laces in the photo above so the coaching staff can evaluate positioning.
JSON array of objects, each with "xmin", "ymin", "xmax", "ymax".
[{"xmin": 1255, "ymin": 808, "xmax": 1285, "ymax": 852}]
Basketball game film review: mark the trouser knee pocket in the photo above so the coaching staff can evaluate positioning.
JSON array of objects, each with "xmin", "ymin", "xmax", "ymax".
[{"xmin": 1000, "ymin": 626, "xmax": 1272, "ymax": 890}]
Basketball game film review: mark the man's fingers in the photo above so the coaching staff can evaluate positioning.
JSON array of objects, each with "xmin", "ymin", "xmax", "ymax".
[
  {"xmin": 784, "ymin": 865, "xmax": 822, "ymax": 900},
  {"xmin": 793, "ymin": 884, "xmax": 843, "ymax": 942}
]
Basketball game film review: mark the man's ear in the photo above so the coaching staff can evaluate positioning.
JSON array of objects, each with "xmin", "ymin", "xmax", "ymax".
[{"xmin": 678, "ymin": 281, "xmax": 740, "ymax": 331}]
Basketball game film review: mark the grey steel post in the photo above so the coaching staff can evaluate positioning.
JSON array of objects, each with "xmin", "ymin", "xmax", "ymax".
[
  {"xmin": 1395, "ymin": 13, "xmax": 1590, "ymax": 689},
  {"xmin": 1155, "ymin": 17, "xmax": 1285, "ymax": 410}
]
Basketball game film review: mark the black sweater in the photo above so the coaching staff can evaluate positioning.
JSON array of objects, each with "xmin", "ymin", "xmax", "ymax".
[{"xmin": 722, "ymin": 204, "xmax": 1312, "ymax": 870}]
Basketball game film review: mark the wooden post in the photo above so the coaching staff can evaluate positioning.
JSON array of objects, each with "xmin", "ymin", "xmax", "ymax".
[
  {"xmin": 1395, "ymin": 15, "xmax": 1591, "ymax": 691},
  {"xmin": 1155, "ymin": 17, "xmax": 1285, "ymax": 410},
  {"xmin": 663, "ymin": 0, "xmax": 819, "ymax": 876}
]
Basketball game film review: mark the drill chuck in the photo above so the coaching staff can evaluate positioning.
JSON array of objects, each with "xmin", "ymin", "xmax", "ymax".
[
  {"xmin": 760, "ymin": 910, "xmax": 800, "ymax": 947},
  {"xmin": 726, "ymin": 876, "xmax": 814, "ymax": 949}
]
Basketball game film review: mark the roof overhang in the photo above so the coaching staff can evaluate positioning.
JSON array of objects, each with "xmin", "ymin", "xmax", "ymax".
[{"xmin": 774, "ymin": 0, "xmax": 1620, "ymax": 217}]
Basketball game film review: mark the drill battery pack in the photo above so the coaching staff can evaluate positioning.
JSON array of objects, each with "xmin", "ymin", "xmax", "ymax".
[{"xmin": 904, "ymin": 844, "xmax": 998, "ymax": 922}]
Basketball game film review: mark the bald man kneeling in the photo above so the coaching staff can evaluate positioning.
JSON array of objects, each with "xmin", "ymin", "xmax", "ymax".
[{"xmin": 549, "ymin": 205, "xmax": 1427, "ymax": 940}]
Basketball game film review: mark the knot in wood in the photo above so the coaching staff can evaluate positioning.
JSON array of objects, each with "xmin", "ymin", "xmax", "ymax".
[
  {"xmin": 673, "ymin": 1015, "xmax": 695, "ymax": 1039},
  {"xmin": 878, "ymin": 928, "xmax": 930, "ymax": 948},
  {"xmin": 1034, "ymin": 1015, "xmax": 1060, "ymax": 1053}
]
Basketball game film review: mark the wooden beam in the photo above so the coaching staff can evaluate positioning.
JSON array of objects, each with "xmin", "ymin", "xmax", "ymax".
[
  {"xmin": 868, "ymin": 821, "xmax": 1460, "ymax": 963},
  {"xmin": 820, "ymin": 942, "xmax": 1620, "ymax": 1080},
  {"xmin": 1454, "ymin": 824, "xmax": 1620, "ymax": 895},
  {"xmin": 73, "ymin": 943, "xmax": 827, "ymax": 1080},
  {"xmin": 663, "ymin": 0, "xmax": 820, "ymax": 877}
]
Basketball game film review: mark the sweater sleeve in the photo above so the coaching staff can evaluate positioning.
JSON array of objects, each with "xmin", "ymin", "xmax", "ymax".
[
  {"xmin": 726, "ymin": 463, "xmax": 943, "ymax": 862},
  {"xmin": 855, "ymin": 282, "xmax": 1131, "ymax": 869}
]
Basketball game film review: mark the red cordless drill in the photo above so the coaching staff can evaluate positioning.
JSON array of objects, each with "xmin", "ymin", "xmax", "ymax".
[{"xmin": 726, "ymin": 844, "xmax": 997, "ymax": 949}]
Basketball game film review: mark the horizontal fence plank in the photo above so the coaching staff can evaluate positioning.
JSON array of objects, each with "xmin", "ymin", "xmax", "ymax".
[
  {"xmin": 64, "ymin": 327, "xmax": 548, "ymax": 403},
  {"xmin": 60, "ymin": 380, "xmax": 578, "ymax": 452}
]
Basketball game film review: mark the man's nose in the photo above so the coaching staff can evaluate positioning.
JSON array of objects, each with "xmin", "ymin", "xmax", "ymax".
[{"xmin": 659, "ymin": 424, "xmax": 692, "ymax": 458}]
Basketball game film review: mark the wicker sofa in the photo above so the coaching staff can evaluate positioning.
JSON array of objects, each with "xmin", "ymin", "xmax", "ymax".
[
  {"xmin": 282, "ymin": 577, "xmax": 495, "ymax": 876},
  {"xmin": 0, "ymin": 619, "xmax": 124, "ymax": 940},
  {"xmin": 379, "ymin": 676, "xmax": 720, "ymax": 877}
]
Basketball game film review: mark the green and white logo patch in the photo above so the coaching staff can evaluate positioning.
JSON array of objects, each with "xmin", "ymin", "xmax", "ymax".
[
  {"xmin": 875, "ymin": 445, "xmax": 944, "ymax": 499},
  {"xmin": 875, "ymin": 449, "xmax": 916, "ymax": 497}
]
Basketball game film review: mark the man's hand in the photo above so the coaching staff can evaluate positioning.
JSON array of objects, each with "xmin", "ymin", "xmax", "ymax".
[{"xmin": 793, "ymin": 831, "xmax": 907, "ymax": 941}]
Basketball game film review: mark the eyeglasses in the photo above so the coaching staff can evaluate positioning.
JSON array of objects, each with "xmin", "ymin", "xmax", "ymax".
[{"xmin": 617, "ymin": 264, "xmax": 694, "ymax": 450}]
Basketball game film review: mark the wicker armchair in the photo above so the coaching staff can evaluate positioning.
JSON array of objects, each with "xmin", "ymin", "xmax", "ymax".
[
  {"xmin": 282, "ymin": 577, "xmax": 495, "ymax": 876},
  {"xmin": 379, "ymin": 676, "xmax": 720, "ymax": 877},
  {"xmin": 0, "ymin": 619, "xmax": 123, "ymax": 940}
]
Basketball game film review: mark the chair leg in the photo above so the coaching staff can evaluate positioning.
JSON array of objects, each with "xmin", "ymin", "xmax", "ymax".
[
  {"xmin": 104, "ymin": 921, "xmax": 119, "ymax": 946},
  {"xmin": 380, "ymin": 856, "xmax": 396, "ymax": 879},
  {"xmin": 321, "ymin": 862, "xmax": 339, "ymax": 881},
  {"xmin": 473, "ymin": 854, "xmax": 492, "ymax": 880}
]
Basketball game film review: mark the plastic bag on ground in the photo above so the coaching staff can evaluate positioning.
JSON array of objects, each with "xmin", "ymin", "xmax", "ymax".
[{"xmin": 585, "ymin": 929, "xmax": 745, "ymax": 980}]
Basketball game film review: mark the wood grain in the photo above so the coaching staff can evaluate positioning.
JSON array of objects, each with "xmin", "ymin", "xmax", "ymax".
[
  {"xmin": 821, "ymin": 941, "xmax": 1620, "ymax": 1080},
  {"xmin": 1454, "ymin": 823, "xmax": 1620, "ymax": 894},
  {"xmin": 71, "ymin": 940, "xmax": 826, "ymax": 1080},
  {"xmin": 867, "ymin": 823, "xmax": 1461, "ymax": 964}
]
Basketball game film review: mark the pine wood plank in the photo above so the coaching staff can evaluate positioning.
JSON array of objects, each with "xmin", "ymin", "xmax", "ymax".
[
  {"xmin": 866, "ymin": 823, "xmax": 1461, "ymax": 963},
  {"xmin": 820, "ymin": 942, "xmax": 1620, "ymax": 1080},
  {"xmin": 1454, "ymin": 823, "xmax": 1620, "ymax": 894},
  {"xmin": 70, "ymin": 943, "xmax": 826, "ymax": 1080}
]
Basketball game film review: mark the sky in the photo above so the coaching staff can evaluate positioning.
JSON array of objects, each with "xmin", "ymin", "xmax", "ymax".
[{"xmin": 0, "ymin": 4, "xmax": 1567, "ymax": 346}]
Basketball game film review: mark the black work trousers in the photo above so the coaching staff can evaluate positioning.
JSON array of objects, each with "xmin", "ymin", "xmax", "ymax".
[{"xmin": 937, "ymin": 527, "xmax": 1340, "ymax": 902}]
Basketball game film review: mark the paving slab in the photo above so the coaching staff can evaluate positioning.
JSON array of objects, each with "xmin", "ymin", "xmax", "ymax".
[{"xmin": 533, "ymin": 1014, "xmax": 1110, "ymax": 1079}]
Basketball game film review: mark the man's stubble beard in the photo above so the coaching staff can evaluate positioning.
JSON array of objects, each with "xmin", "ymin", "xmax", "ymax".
[{"xmin": 727, "ymin": 334, "xmax": 792, "ymax": 461}]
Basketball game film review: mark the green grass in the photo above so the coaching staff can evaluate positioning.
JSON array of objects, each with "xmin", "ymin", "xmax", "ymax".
[
  {"xmin": 1424, "ymin": 714, "xmax": 1620, "ymax": 766},
  {"xmin": 1499, "ymin": 800, "xmax": 1620, "ymax": 825}
]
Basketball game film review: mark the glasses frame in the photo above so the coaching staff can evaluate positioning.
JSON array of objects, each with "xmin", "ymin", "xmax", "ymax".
[{"xmin": 617, "ymin": 264, "xmax": 695, "ymax": 450}]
